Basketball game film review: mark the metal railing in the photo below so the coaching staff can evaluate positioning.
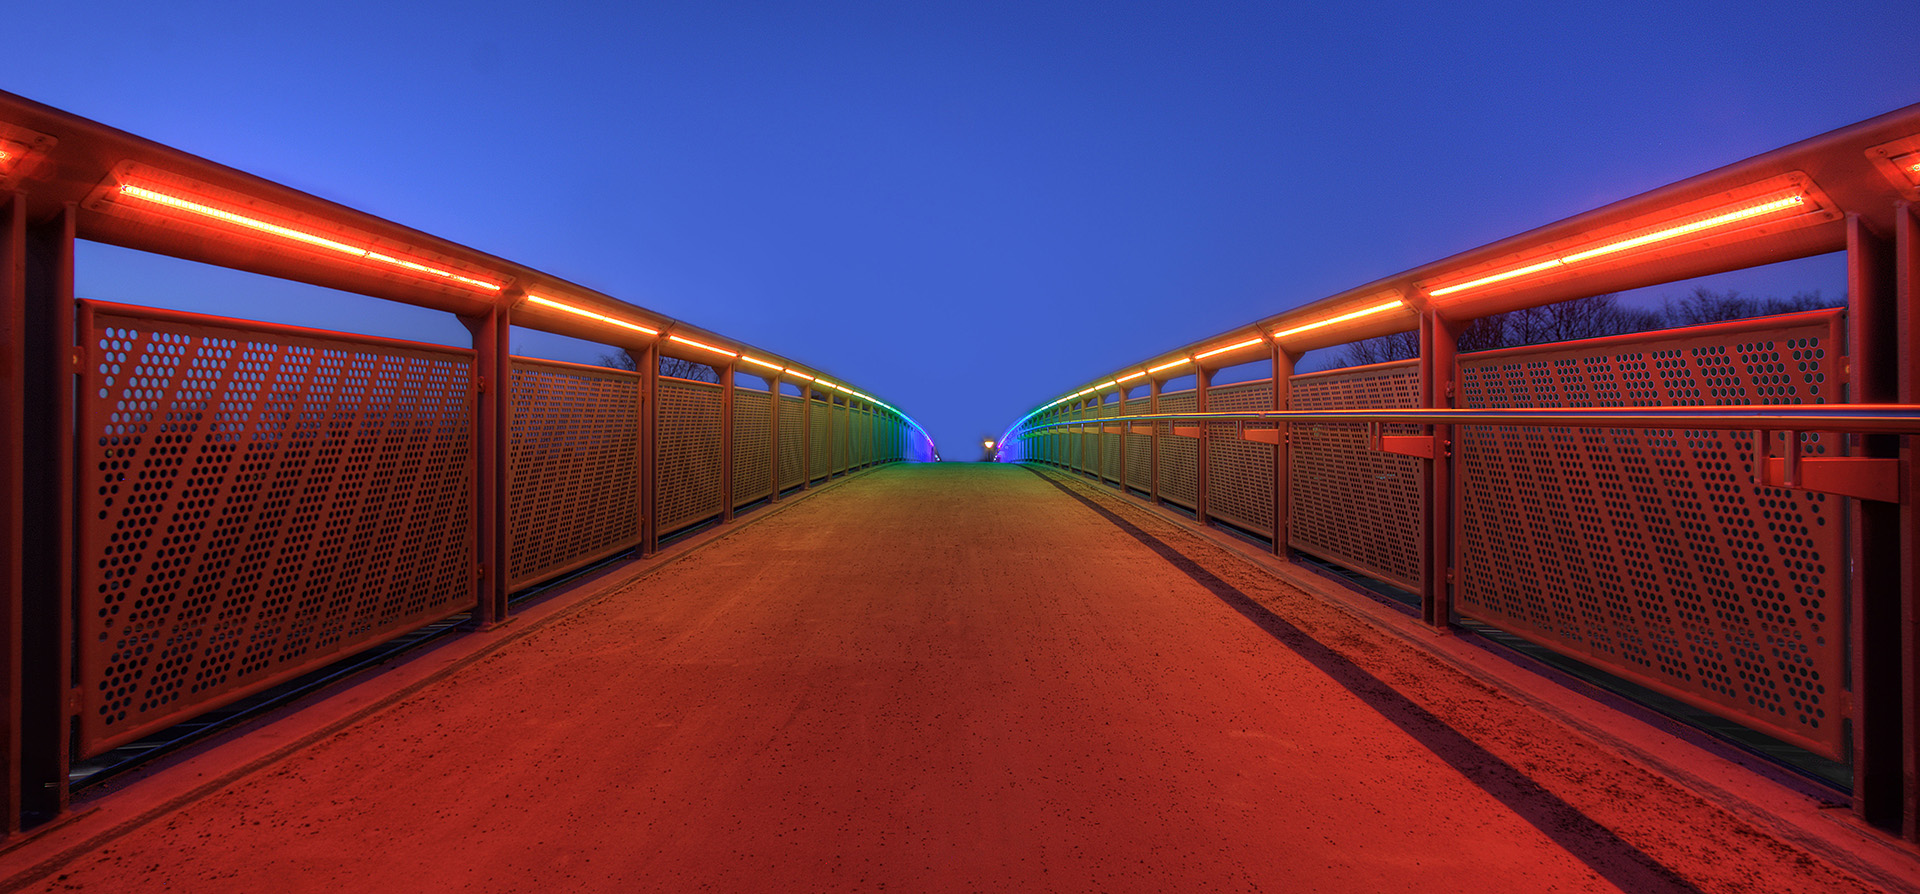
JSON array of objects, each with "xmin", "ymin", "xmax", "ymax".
[
  {"xmin": 999, "ymin": 101, "xmax": 1920, "ymax": 837},
  {"xmin": 0, "ymin": 91, "xmax": 935, "ymax": 830}
]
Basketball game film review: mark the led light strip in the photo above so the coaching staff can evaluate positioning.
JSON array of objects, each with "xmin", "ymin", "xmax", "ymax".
[
  {"xmin": 741, "ymin": 355, "xmax": 784, "ymax": 372},
  {"xmin": 1273, "ymin": 299, "xmax": 1406, "ymax": 339},
  {"xmin": 525, "ymin": 295, "xmax": 658, "ymax": 335},
  {"xmin": 117, "ymin": 183, "xmax": 503, "ymax": 292},
  {"xmin": 668, "ymin": 334, "xmax": 737, "ymax": 358},
  {"xmin": 1428, "ymin": 191, "xmax": 1809, "ymax": 299},
  {"xmin": 1194, "ymin": 337, "xmax": 1263, "ymax": 361},
  {"xmin": 1147, "ymin": 358, "xmax": 1192, "ymax": 374}
]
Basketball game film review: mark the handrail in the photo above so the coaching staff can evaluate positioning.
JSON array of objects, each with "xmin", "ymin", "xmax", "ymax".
[{"xmin": 1026, "ymin": 405, "xmax": 1920, "ymax": 435}]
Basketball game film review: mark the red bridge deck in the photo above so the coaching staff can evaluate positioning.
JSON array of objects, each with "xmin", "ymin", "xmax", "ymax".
[{"xmin": 0, "ymin": 464, "xmax": 1906, "ymax": 893}]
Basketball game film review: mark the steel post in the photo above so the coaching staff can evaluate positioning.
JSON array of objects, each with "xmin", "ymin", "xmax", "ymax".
[
  {"xmin": 720, "ymin": 362, "xmax": 736, "ymax": 523},
  {"xmin": 1898, "ymin": 201, "xmax": 1920, "ymax": 840},
  {"xmin": 766, "ymin": 375, "xmax": 782, "ymax": 503},
  {"xmin": 800, "ymin": 384, "xmax": 813, "ymax": 488},
  {"xmin": 1195, "ymin": 367, "xmax": 1211, "ymax": 526},
  {"xmin": 459, "ymin": 304, "xmax": 510, "ymax": 627},
  {"xmin": 1150, "ymin": 379, "xmax": 1163, "ymax": 505},
  {"xmin": 640, "ymin": 341, "xmax": 660, "ymax": 555},
  {"xmin": 1850, "ymin": 213, "xmax": 1902, "ymax": 829},
  {"xmin": 1273, "ymin": 345, "xmax": 1296, "ymax": 557},
  {"xmin": 1421, "ymin": 308, "xmax": 1457, "ymax": 630}
]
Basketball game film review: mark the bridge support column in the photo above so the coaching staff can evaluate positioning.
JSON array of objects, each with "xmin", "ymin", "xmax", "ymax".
[
  {"xmin": 765, "ymin": 375, "xmax": 781, "ymax": 503},
  {"xmin": 720, "ymin": 361, "xmax": 735, "ymax": 524},
  {"xmin": 640, "ymin": 340, "xmax": 660, "ymax": 556},
  {"xmin": 6, "ymin": 197, "xmax": 75, "ymax": 829},
  {"xmin": 1419, "ymin": 306, "xmax": 1456, "ymax": 631},
  {"xmin": 1194, "ymin": 366, "xmax": 1211, "ymax": 527},
  {"xmin": 461, "ymin": 302, "xmax": 511, "ymax": 629},
  {"xmin": 1272, "ymin": 344, "xmax": 1295, "ymax": 557},
  {"xmin": 1149, "ymin": 380, "xmax": 1163, "ymax": 506},
  {"xmin": 1897, "ymin": 202, "xmax": 1920, "ymax": 840},
  {"xmin": 1850, "ymin": 212, "xmax": 1904, "ymax": 831},
  {"xmin": 800, "ymin": 384, "xmax": 813, "ymax": 488}
]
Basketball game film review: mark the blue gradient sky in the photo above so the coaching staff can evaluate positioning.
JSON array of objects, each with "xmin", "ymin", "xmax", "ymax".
[{"xmin": 12, "ymin": 2, "xmax": 1918, "ymax": 455}]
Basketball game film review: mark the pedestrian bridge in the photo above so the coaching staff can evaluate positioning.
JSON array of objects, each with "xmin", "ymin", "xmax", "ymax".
[{"xmin": 3, "ymin": 92, "xmax": 1920, "ymax": 891}]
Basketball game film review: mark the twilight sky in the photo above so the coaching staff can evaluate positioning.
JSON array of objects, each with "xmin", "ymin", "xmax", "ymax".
[{"xmin": 11, "ymin": 2, "xmax": 1919, "ymax": 455}]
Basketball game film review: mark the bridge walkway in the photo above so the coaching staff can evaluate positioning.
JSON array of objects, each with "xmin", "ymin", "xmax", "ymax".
[{"xmin": 0, "ymin": 464, "xmax": 1893, "ymax": 893}]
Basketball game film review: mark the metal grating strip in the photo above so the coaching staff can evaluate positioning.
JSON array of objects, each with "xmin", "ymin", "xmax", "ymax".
[
  {"xmin": 1456, "ymin": 312, "xmax": 1846, "ymax": 759},
  {"xmin": 1288, "ymin": 361, "xmax": 1424, "ymax": 590},
  {"xmin": 1157, "ymin": 390, "xmax": 1198, "ymax": 509},
  {"xmin": 733, "ymin": 387, "xmax": 772, "ymax": 507},
  {"xmin": 833, "ymin": 403, "xmax": 851, "ymax": 473},
  {"xmin": 1205, "ymin": 380, "xmax": 1276, "ymax": 538},
  {"xmin": 1125, "ymin": 402, "xmax": 1150, "ymax": 492},
  {"xmin": 779, "ymin": 395, "xmax": 805, "ymax": 489},
  {"xmin": 1101, "ymin": 401, "xmax": 1121, "ymax": 483},
  {"xmin": 809, "ymin": 397, "xmax": 830, "ymax": 480},
  {"xmin": 656, "ymin": 378, "xmax": 724, "ymax": 534},
  {"xmin": 507, "ymin": 358, "xmax": 640, "ymax": 590},
  {"xmin": 78, "ymin": 304, "xmax": 474, "ymax": 757}
]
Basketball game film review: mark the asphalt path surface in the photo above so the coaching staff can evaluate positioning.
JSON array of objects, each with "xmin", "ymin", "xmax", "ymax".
[{"xmin": 12, "ymin": 463, "xmax": 1886, "ymax": 892}]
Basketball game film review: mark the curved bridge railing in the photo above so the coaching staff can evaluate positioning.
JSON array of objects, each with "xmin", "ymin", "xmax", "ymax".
[
  {"xmin": 0, "ymin": 91, "xmax": 935, "ymax": 829},
  {"xmin": 998, "ymin": 101, "xmax": 1920, "ymax": 837}
]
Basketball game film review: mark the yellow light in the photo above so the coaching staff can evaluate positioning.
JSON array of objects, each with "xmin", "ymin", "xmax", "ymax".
[
  {"xmin": 668, "ymin": 334, "xmax": 738, "ymax": 358},
  {"xmin": 791, "ymin": 373, "xmax": 816, "ymax": 382},
  {"xmin": 984, "ymin": 440, "xmax": 995, "ymax": 448},
  {"xmin": 1428, "ymin": 191, "xmax": 1809, "ymax": 298},
  {"xmin": 1115, "ymin": 371, "xmax": 1147, "ymax": 383},
  {"xmin": 834, "ymin": 384, "xmax": 853, "ymax": 393},
  {"xmin": 117, "ymin": 183, "xmax": 503, "ymax": 292},
  {"xmin": 1194, "ymin": 337, "xmax": 1263, "ymax": 361},
  {"xmin": 526, "ymin": 295, "xmax": 659, "ymax": 335},
  {"xmin": 814, "ymin": 380, "xmax": 835, "ymax": 389},
  {"xmin": 1147, "ymin": 358, "xmax": 1192, "ymax": 374},
  {"xmin": 1272, "ymin": 299, "xmax": 1406, "ymax": 339},
  {"xmin": 1098, "ymin": 380, "xmax": 1120, "ymax": 389},
  {"xmin": 741, "ymin": 355, "xmax": 784, "ymax": 371},
  {"xmin": 1076, "ymin": 388, "xmax": 1096, "ymax": 396}
]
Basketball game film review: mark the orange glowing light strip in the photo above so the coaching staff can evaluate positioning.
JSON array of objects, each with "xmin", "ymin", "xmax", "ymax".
[
  {"xmin": 1194, "ymin": 337, "xmax": 1263, "ymax": 361},
  {"xmin": 117, "ymin": 183, "xmax": 503, "ymax": 292},
  {"xmin": 741, "ymin": 355, "xmax": 784, "ymax": 372},
  {"xmin": 525, "ymin": 295, "xmax": 658, "ymax": 335},
  {"xmin": 1272, "ymin": 299, "xmax": 1405, "ymax": 339},
  {"xmin": 1115, "ymin": 371, "xmax": 1147, "ymax": 383},
  {"xmin": 668, "ymin": 334, "xmax": 738, "ymax": 358},
  {"xmin": 1147, "ymin": 358, "xmax": 1192, "ymax": 374},
  {"xmin": 790, "ymin": 372, "xmax": 816, "ymax": 382},
  {"xmin": 1428, "ymin": 192, "xmax": 1809, "ymax": 298}
]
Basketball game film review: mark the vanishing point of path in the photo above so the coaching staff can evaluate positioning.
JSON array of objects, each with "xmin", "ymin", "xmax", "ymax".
[{"xmin": 7, "ymin": 464, "xmax": 1886, "ymax": 892}]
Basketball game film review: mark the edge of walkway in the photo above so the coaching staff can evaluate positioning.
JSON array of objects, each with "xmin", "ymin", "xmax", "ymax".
[
  {"xmin": 0, "ymin": 465, "xmax": 896, "ymax": 891},
  {"xmin": 1026, "ymin": 463, "xmax": 1920, "ymax": 894}
]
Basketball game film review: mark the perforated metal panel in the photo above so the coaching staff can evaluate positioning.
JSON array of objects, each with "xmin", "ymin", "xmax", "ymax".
[
  {"xmin": 779, "ymin": 395, "xmax": 805, "ymax": 489},
  {"xmin": 1288, "ymin": 361, "xmax": 1423, "ymax": 590},
  {"xmin": 809, "ymin": 397, "xmax": 830, "ymax": 480},
  {"xmin": 832, "ymin": 402, "xmax": 851, "ymax": 473},
  {"xmin": 656, "ymin": 378, "xmax": 723, "ymax": 534},
  {"xmin": 78, "ymin": 303, "xmax": 474, "ymax": 757},
  {"xmin": 733, "ymin": 388, "xmax": 772, "ymax": 508},
  {"xmin": 1457, "ymin": 313, "xmax": 1846, "ymax": 758},
  {"xmin": 1101, "ymin": 400, "xmax": 1121, "ymax": 484},
  {"xmin": 1205, "ymin": 380, "xmax": 1276, "ymax": 538},
  {"xmin": 1125, "ymin": 401, "xmax": 1150, "ymax": 492},
  {"xmin": 1157, "ymin": 390, "xmax": 1198, "ymax": 509},
  {"xmin": 507, "ymin": 358, "xmax": 640, "ymax": 590}
]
